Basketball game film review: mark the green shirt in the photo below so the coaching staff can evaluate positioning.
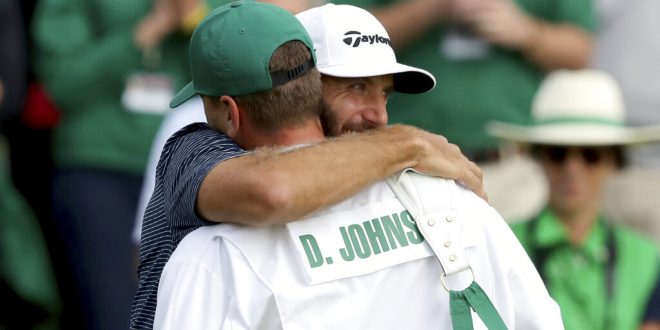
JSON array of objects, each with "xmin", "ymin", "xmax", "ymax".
[
  {"xmin": 512, "ymin": 209, "xmax": 660, "ymax": 330},
  {"xmin": 332, "ymin": 0, "xmax": 596, "ymax": 152},
  {"xmin": 32, "ymin": 0, "xmax": 193, "ymax": 174}
]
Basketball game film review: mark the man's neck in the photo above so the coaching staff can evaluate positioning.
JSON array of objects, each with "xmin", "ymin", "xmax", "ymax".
[
  {"xmin": 552, "ymin": 202, "xmax": 600, "ymax": 245},
  {"xmin": 239, "ymin": 120, "xmax": 326, "ymax": 150}
]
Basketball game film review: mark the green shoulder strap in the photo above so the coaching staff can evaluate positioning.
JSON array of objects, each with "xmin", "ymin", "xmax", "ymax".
[
  {"xmin": 386, "ymin": 170, "xmax": 508, "ymax": 330},
  {"xmin": 450, "ymin": 282, "xmax": 508, "ymax": 330}
]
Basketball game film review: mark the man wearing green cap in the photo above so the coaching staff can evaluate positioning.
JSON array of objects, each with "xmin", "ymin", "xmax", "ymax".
[{"xmin": 130, "ymin": 1, "xmax": 485, "ymax": 329}]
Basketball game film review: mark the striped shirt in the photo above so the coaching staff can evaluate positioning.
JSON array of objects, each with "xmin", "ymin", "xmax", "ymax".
[{"xmin": 130, "ymin": 123, "xmax": 246, "ymax": 329}]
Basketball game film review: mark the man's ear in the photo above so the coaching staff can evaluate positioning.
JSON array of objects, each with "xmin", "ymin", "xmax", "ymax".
[{"xmin": 220, "ymin": 95, "xmax": 240, "ymax": 139}]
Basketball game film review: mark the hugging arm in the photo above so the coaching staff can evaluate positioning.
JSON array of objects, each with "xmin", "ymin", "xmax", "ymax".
[{"xmin": 197, "ymin": 125, "xmax": 484, "ymax": 226}]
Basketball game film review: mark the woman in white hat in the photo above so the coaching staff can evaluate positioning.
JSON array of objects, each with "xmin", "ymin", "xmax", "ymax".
[{"xmin": 488, "ymin": 69, "xmax": 660, "ymax": 330}]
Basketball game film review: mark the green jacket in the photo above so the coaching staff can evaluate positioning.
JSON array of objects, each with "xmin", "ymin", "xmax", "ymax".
[
  {"xmin": 32, "ymin": 0, "xmax": 192, "ymax": 174},
  {"xmin": 512, "ymin": 209, "xmax": 660, "ymax": 330}
]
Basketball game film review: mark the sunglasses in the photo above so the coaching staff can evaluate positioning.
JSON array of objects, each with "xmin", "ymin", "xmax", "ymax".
[{"xmin": 536, "ymin": 146, "xmax": 614, "ymax": 166}]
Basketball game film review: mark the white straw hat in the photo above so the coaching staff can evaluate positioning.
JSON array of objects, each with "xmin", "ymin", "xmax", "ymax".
[
  {"xmin": 487, "ymin": 69, "xmax": 660, "ymax": 146},
  {"xmin": 296, "ymin": 4, "xmax": 436, "ymax": 94}
]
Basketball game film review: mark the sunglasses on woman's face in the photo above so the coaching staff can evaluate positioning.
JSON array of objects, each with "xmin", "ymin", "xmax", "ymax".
[{"xmin": 537, "ymin": 146, "xmax": 612, "ymax": 166}]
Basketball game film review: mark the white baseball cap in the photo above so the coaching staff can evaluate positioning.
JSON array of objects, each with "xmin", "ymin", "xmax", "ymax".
[
  {"xmin": 296, "ymin": 4, "xmax": 436, "ymax": 94},
  {"xmin": 487, "ymin": 69, "xmax": 660, "ymax": 146}
]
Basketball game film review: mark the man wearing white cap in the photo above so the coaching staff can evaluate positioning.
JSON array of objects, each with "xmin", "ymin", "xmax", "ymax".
[
  {"xmin": 296, "ymin": 2, "xmax": 435, "ymax": 136},
  {"xmin": 131, "ymin": 1, "xmax": 488, "ymax": 328},
  {"xmin": 488, "ymin": 69, "xmax": 660, "ymax": 330},
  {"xmin": 154, "ymin": 3, "xmax": 561, "ymax": 329}
]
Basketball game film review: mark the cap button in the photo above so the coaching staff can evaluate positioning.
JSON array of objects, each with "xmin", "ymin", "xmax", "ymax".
[{"xmin": 230, "ymin": 1, "xmax": 241, "ymax": 7}]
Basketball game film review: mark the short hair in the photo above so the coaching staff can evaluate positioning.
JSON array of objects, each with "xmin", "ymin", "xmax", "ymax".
[{"xmin": 233, "ymin": 40, "xmax": 323, "ymax": 133}]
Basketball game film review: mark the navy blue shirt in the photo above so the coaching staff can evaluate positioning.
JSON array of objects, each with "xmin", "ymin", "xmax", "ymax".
[
  {"xmin": 130, "ymin": 123, "xmax": 246, "ymax": 329},
  {"xmin": 644, "ymin": 272, "xmax": 660, "ymax": 322}
]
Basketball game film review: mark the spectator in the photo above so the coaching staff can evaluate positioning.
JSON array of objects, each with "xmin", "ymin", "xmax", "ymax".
[
  {"xmin": 1, "ymin": 1, "xmax": 61, "ymax": 327},
  {"xmin": 488, "ymin": 69, "xmax": 660, "ymax": 330},
  {"xmin": 31, "ymin": 0, "xmax": 202, "ymax": 327}
]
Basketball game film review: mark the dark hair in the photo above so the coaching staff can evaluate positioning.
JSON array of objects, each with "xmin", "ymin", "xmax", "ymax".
[{"xmin": 233, "ymin": 40, "xmax": 323, "ymax": 133}]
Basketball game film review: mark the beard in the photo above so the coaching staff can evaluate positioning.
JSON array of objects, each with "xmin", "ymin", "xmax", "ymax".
[
  {"xmin": 340, "ymin": 121, "xmax": 379, "ymax": 134},
  {"xmin": 320, "ymin": 102, "xmax": 380, "ymax": 137},
  {"xmin": 320, "ymin": 101, "xmax": 342, "ymax": 137}
]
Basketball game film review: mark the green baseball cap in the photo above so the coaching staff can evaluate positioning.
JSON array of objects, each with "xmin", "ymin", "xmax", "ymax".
[{"xmin": 170, "ymin": 0, "xmax": 317, "ymax": 108}]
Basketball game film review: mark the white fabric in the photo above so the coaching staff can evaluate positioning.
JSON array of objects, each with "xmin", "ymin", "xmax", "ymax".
[
  {"xmin": 603, "ymin": 167, "xmax": 660, "ymax": 245},
  {"xmin": 132, "ymin": 96, "xmax": 206, "ymax": 244},
  {"xmin": 155, "ymin": 172, "xmax": 562, "ymax": 330},
  {"xmin": 286, "ymin": 197, "xmax": 436, "ymax": 284},
  {"xmin": 295, "ymin": 4, "xmax": 435, "ymax": 94},
  {"xmin": 481, "ymin": 154, "xmax": 548, "ymax": 223},
  {"xmin": 386, "ymin": 170, "xmax": 473, "ymax": 276}
]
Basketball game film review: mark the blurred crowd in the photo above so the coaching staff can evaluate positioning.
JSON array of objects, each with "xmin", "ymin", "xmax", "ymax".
[{"xmin": 0, "ymin": 0, "xmax": 658, "ymax": 328}]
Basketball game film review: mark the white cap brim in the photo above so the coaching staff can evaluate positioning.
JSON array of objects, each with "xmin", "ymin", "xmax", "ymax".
[
  {"xmin": 319, "ymin": 61, "xmax": 436, "ymax": 94},
  {"xmin": 297, "ymin": 4, "xmax": 436, "ymax": 95}
]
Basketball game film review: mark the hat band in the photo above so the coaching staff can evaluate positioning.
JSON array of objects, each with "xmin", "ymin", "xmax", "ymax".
[
  {"xmin": 270, "ymin": 58, "xmax": 315, "ymax": 88},
  {"xmin": 535, "ymin": 117, "xmax": 624, "ymax": 127}
]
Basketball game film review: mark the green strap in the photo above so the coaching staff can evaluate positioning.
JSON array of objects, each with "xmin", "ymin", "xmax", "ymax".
[
  {"xmin": 450, "ymin": 289, "xmax": 474, "ymax": 330},
  {"xmin": 450, "ymin": 282, "xmax": 508, "ymax": 330}
]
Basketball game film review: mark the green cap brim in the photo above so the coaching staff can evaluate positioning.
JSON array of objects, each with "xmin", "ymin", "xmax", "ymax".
[{"xmin": 169, "ymin": 81, "xmax": 196, "ymax": 108}]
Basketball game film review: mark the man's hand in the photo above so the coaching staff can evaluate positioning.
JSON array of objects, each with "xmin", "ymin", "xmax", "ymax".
[
  {"xmin": 449, "ymin": 0, "xmax": 592, "ymax": 70},
  {"xmin": 134, "ymin": 0, "xmax": 180, "ymax": 50},
  {"xmin": 400, "ymin": 125, "xmax": 487, "ymax": 201},
  {"xmin": 450, "ymin": 0, "xmax": 539, "ymax": 50},
  {"xmin": 134, "ymin": 0, "xmax": 202, "ymax": 50}
]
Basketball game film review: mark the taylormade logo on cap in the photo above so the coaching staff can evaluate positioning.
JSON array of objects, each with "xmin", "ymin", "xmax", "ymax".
[
  {"xmin": 342, "ymin": 31, "xmax": 391, "ymax": 48},
  {"xmin": 296, "ymin": 3, "xmax": 436, "ymax": 94}
]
